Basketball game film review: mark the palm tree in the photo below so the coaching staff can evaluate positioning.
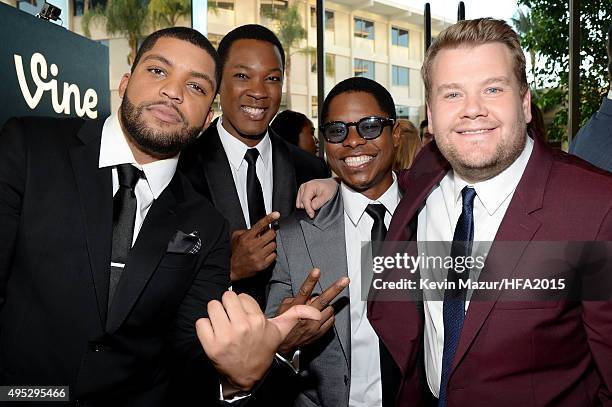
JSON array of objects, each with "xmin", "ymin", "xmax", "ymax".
[
  {"xmin": 82, "ymin": 0, "xmax": 149, "ymax": 65},
  {"xmin": 149, "ymin": 0, "xmax": 191, "ymax": 29},
  {"xmin": 263, "ymin": 0, "xmax": 309, "ymax": 110},
  {"xmin": 512, "ymin": 9, "xmax": 538, "ymax": 88}
]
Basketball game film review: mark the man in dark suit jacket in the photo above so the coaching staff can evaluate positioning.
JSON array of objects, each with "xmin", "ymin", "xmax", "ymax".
[
  {"xmin": 569, "ymin": 25, "xmax": 612, "ymax": 173},
  {"xmin": 179, "ymin": 25, "xmax": 328, "ymax": 309},
  {"xmin": 0, "ymin": 27, "xmax": 314, "ymax": 406},
  {"xmin": 299, "ymin": 18, "xmax": 612, "ymax": 407}
]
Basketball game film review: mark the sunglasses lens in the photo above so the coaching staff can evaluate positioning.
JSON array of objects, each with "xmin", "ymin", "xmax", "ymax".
[
  {"xmin": 324, "ymin": 123, "xmax": 348, "ymax": 143},
  {"xmin": 358, "ymin": 119, "xmax": 383, "ymax": 139}
]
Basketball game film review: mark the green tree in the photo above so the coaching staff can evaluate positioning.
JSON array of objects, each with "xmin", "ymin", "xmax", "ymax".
[
  {"xmin": 511, "ymin": 9, "xmax": 538, "ymax": 88},
  {"xmin": 82, "ymin": 0, "xmax": 149, "ymax": 65},
  {"xmin": 517, "ymin": 0, "xmax": 612, "ymax": 141},
  {"xmin": 263, "ymin": 0, "xmax": 310, "ymax": 110},
  {"xmin": 149, "ymin": 0, "xmax": 191, "ymax": 29}
]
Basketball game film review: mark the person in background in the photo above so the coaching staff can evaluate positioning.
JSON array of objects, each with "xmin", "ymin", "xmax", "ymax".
[
  {"xmin": 393, "ymin": 119, "xmax": 422, "ymax": 170},
  {"xmin": 569, "ymin": 24, "xmax": 612, "ymax": 173},
  {"xmin": 528, "ymin": 103, "xmax": 548, "ymax": 142},
  {"xmin": 419, "ymin": 118, "xmax": 434, "ymax": 145},
  {"xmin": 271, "ymin": 110, "xmax": 319, "ymax": 155}
]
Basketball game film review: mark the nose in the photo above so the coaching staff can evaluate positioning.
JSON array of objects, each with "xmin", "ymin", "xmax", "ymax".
[
  {"xmin": 160, "ymin": 78, "xmax": 183, "ymax": 103},
  {"xmin": 342, "ymin": 125, "xmax": 367, "ymax": 148},
  {"xmin": 461, "ymin": 92, "xmax": 488, "ymax": 119},
  {"xmin": 246, "ymin": 78, "xmax": 268, "ymax": 100}
]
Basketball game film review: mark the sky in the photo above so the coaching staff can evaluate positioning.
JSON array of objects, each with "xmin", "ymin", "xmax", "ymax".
[{"xmin": 402, "ymin": 0, "xmax": 522, "ymax": 24}]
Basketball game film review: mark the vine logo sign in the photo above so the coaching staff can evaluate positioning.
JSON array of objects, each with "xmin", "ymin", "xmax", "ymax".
[{"xmin": 1, "ymin": 2, "xmax": 109, "ymax": 126}]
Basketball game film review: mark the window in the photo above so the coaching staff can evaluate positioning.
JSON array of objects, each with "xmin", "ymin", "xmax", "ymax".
[
  {"xmin": 260, "ymin": 0, "xmax": 287, "ymax": 16},
  {"xmin": 354, "ymin": 59, "xmax": 375, "ymax": 80},
  {"xmin": 392, "ymin": 66, "xmax": 409, "ymax": 86},
  {"xmin": 311, "ymin": 54, "xmax": 336, "ymax": 77},
  {"xmin": 73, "ymin": 0, "xmax": 107, "ymax": 16},
  {"xmin": 210, "ymin": 0, "xmax": 235, "ymax": 10},
  {"xmin": 311, "ymin": 8, "xmax": 335, "ymax": 30},
  {"xmin": 207, "ymin": 33, "xmax": 224, "ymax": 49},
  {"xmin": 395, "ymin": 105, "xmax": 410, "ymax": 119},
  {"xmin": 392, "ymin": 27, "xmax": 409, "ymax": 47},
  {"xmin": 354, "ymin": 18, "xmax": 374, "ymax": 40},
  {"xmin": 311, "ymin": 96, "xmax": 318, "ymax": 118}
]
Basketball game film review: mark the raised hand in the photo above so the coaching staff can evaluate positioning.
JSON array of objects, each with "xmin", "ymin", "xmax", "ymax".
[
  {"xmin": 230, "ymin": 212, "xmax": 280, "ymax": 281},
  {"xmin": 196, "ymin": 291, "xmax": 321, "ymax": 392},
  {"xmin": 276, "ymin": 268, "xmax": 349, "ymax": 356}
]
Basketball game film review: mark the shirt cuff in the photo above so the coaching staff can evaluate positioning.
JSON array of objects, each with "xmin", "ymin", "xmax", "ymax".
[
  {"xmin": 275, "ymin": 349, "xmax": 301, "ymax": 374},
  {"xmin": 219, "ymin": 380, "xmax": 251, "ymax": 403}
]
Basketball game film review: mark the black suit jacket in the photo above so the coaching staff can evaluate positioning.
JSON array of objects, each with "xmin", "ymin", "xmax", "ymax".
[
  {"xmin": 0, "ymin": 117, "xmax": 230, "ymax": 406},
  {"xmin": 179, "ymin": 118, "xmax": 329, "ymax": 307}
]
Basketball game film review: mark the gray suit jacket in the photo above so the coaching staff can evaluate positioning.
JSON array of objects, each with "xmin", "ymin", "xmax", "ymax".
[
  {"xmin": 266, "ymin": 190, "xmax": 352, "ymax": 407},
  {"xmin": 569, "ymin": 96, "xmax": 612, "ymax": 173}
]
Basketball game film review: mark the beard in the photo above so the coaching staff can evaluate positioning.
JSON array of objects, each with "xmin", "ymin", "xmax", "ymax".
[
  {"xmin": 119, "ymin": 91, "xmax": 202, "ymax": 158},
  {"xmin": 438, "ymin": 115, "xmax": 527, "ymax": 183}
]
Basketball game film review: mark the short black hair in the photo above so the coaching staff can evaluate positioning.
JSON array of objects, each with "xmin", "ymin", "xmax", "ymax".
[
  {"xmin": 270, "ymin": 110, "xmax": 311, "ymax": 146},
  {"xmin": 217, "ymin": 24, "xmax": 285, "ymax": 74},
  {"xmin": 131, "ymin": 27, "xmax": 221, "ymax": 93},
  {"xmin": 320, "ymin": 77, "xmax": 396, "ymax": 124}
]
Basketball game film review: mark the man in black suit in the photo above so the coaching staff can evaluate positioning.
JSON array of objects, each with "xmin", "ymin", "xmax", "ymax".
[
  {"xmin": 0, "ymin": 27, "xmax": 317, "ymax": 406},
  {"xmin": 179, "ymin": 25, "xmax": 329, "ymax": 309}
]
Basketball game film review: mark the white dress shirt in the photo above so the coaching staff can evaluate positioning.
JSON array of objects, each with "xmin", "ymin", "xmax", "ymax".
[
  {"xmin": 608, "ymin": 89, "xmax": 612, "ymax": 100},
  {"xmin": 98, "ymin": 112, "xmax": 178, "ymax": 247},
  {"xmin": 341, "ymin": 174, "xmax": 401, "ymax": 407},
  {"xmin": 417, "ymin": 136, "xmax": 533, "ymax": 398},
  {"xmin": 217, "ymin": 117, "xmax": 273, "ymax": 227}
]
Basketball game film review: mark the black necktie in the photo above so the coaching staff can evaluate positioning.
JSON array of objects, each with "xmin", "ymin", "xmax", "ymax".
[
  {"xmin": 244, "ymin": 148, "xmax": 266, "ymax": 228},
  {"xmin": 439, "ymin": 186, "xmax": 477, "ymax": 407},
  {"xmin": 109, "ymin": 164, "xmax": 143, "ymax": 306},
  {"xmin": 365, "ymin": 203, "xmax": 400, "ymax": 407},
  {"xmin": 365, "ymin": 203, "xmax": 387, "ymax": 257}
]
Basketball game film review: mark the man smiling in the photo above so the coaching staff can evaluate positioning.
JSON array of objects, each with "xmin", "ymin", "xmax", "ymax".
[
  {"xmin": 180, "ymin": 25, "xmax": 328, "ymax": 309},
  {"xmin": 266, "ymin": 77, "xmax": 403, "ymax": 407}
]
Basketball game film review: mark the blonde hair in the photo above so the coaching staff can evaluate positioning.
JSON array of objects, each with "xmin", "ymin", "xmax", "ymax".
[
  {"xmin": 394, "ymin": 119, "xmax": 422, "ymax": 170},
  {"xmin": 422, "ymin": 18, "xmax": 528, "ymax": 101}
]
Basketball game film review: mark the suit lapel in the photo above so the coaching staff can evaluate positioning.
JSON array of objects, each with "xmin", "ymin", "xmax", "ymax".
[
  {"xmin": 270, "ymin": 130, "xmax": 297, "ymax": 218},
  {"xmin": 200, "ymin": 122, "xmax": 247, "ymax": 232},
  {"xmin": 451, "ymin": 136, "xmax": 552, "ymax": 377},
  {"xmin": 69, "ymin": 119, "xmax": 112, "ymax": 327},
  {"xmin": 105, "ymin": 176, "xmax": 182, "ymax": 333},
  {"xmin": 300, "ymin": 191, "xmax": 351, "ymax": 367}
]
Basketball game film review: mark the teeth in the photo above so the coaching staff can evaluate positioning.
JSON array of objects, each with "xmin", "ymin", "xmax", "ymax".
[
  {"xmin": 242, "ymin": 106, "xmax": 265, "ymax": 115},
  {"xmin": 460, "ymin": 129, "xmax": 490, "ymax": 134},
  {"xmin": 344, "ymin": 155, "xmax": 374, "ymax": 167}
]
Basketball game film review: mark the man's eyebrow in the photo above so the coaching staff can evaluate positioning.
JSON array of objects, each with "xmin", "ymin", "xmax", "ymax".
[
  {"xmin": 142, "ymin": 54, "xmax": 215, "ymax": 90},
  {"xmin": 481, "ymin": 76, "xmax": 511, "ymax": 86},
  {"xmin": 436, "ymin": 82, "xmax": 463, "ymax": 93},
  {"xmin": 142, "ymin": 54, "xmax": 173, "ymax": 66},
  {"xmin": 231, "ymin": 63, "xmax": 283, "ymax": 74}
]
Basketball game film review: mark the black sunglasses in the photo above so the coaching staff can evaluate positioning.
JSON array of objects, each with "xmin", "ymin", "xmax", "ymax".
[{"xmin": 320, "ymin": 116, "xmax": 395, "ymax": 143}]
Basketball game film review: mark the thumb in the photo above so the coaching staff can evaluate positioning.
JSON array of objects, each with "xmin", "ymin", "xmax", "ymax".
[{"xmin": 269, "ymin": 304, "xmax": 321, "ymax": 340}]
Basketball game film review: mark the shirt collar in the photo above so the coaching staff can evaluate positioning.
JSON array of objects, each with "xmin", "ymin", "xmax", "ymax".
[
  {"xmin": 341, "ymin": 172, "xmax": 401, "ymax": 227},
  {"xmin": 451, "ymin": 135, "xmax": 534, "ymax": 216},
  {"xmin": 607, "ymin": 89, "xmax": 612, "ymax": 100},
  {"xmin": 98, "ymin": 111, "xmax": 178, "ymax": 199},
  {"xmin": 217, "ymin": 116, "xmax": 272, "ymax": 172}
]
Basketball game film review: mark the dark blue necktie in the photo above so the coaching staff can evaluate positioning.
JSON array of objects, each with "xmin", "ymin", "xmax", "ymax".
[{"xmin": 439, "ymin": 186, "xmax": 477, "ymax": 407}]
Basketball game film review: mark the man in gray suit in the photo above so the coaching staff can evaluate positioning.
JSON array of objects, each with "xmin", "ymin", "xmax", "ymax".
[
  {"xmin": 266, "ymin": 77, "xmax": 403, "ymax": 407},
  {"xmin": 569, "ymin": 24, "xmax": 612, "ymax": 172}
]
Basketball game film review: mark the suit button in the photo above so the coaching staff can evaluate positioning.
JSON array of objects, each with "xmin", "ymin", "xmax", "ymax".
[
  {"xmin": 89, "ymin": 343, "xmax": 106, "ymax": 352},
  {"xmin": 344, "ymin": 375, "xmax": 349, "ymax": 386}
]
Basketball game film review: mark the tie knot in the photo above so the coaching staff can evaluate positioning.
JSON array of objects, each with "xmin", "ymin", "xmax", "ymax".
[
  {"xmin": 365, "ymin": 203, "xmax": 387, "ymax": 223},
  {"xmin": 244, "ymin": 148, "xmax": 260, "ymax": 166},
  {"xmin": 461, "ymin": 186, "xmax": 477, "ymax": 209},
  {"xmin": 117, "ymin": 164, "xmax": 143, "ymax": 189}
]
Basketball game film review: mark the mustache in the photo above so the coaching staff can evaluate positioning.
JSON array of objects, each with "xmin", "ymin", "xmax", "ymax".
[{"xmin": 141, "ymin": 101, "xmax": 186, "ymax": 123}]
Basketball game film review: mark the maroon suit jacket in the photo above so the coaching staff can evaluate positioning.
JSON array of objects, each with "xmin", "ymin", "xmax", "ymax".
[{"xmin": 368, "ymin": 136, "xmax": 612, "ymax": 406}]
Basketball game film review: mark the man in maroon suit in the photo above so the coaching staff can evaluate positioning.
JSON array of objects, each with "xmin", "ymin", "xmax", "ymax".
[{"xmin": 299, "ymin": 18, "xmax": 612, "ymax": 406}]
